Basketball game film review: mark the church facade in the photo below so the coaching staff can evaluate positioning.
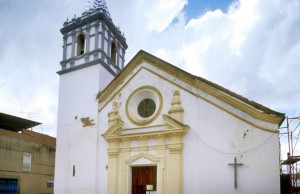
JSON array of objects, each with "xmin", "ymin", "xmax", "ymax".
[{"xmin": 54, "ymin": 1, "xmax": 285, "ymax": 194}]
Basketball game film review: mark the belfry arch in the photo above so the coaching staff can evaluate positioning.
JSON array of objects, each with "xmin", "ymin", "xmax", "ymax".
[
  {"xmin": 76, "ymin": 34, "xmax": 85, "ymax": 56},
  {"xmin": 110, "ymin": 42, "xmax": 116, "ymax": 64}
]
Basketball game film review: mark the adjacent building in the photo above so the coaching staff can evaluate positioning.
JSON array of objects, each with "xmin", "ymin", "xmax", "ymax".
[{"xmin": 0, "ymin": 112, "xmax": 56, "ymax": 194}]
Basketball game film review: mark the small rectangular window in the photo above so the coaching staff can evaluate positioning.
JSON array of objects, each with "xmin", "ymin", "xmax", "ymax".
[
  {"xmin": 47, "ymin": 181, "xmax": 54, "ymax": 188},
  {"xmin": 23, "ymin": 153, "xmax": 32, "ymax": 171}
]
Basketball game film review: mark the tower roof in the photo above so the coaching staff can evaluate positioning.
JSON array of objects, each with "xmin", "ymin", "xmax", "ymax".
[
  {"xmin": 61, "ymin": 0, "xmax": 127, "ymax": 48},
  {"xmin": 85, "ymin": 0, "xmax": 111, "ymax": 19}
]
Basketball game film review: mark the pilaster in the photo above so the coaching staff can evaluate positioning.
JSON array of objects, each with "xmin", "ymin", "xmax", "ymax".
[
  {"xmin": 71, "ymin": 31, "xmax": 75, "ymax": 58},
  {"xmin": 168, "ymin": 134, "xmax": 184, "ymax": 194},
  {"xmin": 62, "ymin": 35, "xmax": 67, "ymax": 60},
  {"xmin": 107, "ymin": 139, "xmax": 120, "ymax": 194},
  {"xmin": 94, "ymin": 23, "xmax": 99, "ymax": 50},
  {"xmin": 101, "ymin": 24, "xmax": 105, "ymax": 59},
  {"xmin": 85, "ymin": 26, "xmax": 91, "ymax": 53}
]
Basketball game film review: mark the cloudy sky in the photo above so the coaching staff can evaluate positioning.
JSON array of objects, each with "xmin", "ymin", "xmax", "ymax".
[{"xmin": 0, "ymin": 0, "xmax": 299, "ymax": 158}]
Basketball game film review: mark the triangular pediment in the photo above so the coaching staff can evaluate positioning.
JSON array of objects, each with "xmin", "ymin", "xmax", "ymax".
[
  {"xmin": 162, "ymin": 114, "xmax": 189, "ymax": 133},
  {"xmin": 97, "ymin": 50, "xmax": 285, "ymax": 132},
  {"xmin": 126, "ymin": 153, "xmax": 162, "ymax": 164}
]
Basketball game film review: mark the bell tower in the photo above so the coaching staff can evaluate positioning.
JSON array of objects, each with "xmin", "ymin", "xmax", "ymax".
[
  {"xmin": 54, "ymin": 1, "xmax": 127, "ymax": 193},
  {"xmin": 58, "ymin": 0, "xmax": 127, "ymax": 75}
]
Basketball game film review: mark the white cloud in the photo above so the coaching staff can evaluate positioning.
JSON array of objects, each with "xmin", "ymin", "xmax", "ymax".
[
  {"xmin": 146, "ymin": 0, "xmax": 188, "ymax": 32},
  {"xmin": 143, "ymin": 0, "xmax": 300, "ymax": 117}
]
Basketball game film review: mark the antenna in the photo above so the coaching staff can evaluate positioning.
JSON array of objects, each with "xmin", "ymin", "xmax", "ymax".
[
  {"xmin": 20, "ymin": 111, "xmax": 39, "ymax": 120},
  {"xmin": 20, "ymin": 111, "xmax": 40, "ymax": 131}
]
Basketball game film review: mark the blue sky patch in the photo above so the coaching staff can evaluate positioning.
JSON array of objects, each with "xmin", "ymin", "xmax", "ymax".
[{"xmin": 183, "ymin": 0, "xmax": 235, "ymax": 19}]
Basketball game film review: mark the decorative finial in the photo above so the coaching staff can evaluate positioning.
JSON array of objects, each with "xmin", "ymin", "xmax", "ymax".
[
  {"xmin": 168, "ymin": 90, "xmax": 184, "ymax": 122},
  {"xmin": 108, "ymin": 101, "xmax": 121, "ymax": 128},
  {"xmin": 63, "ymin": 17, "xmax": 69, "ymax": 26}
]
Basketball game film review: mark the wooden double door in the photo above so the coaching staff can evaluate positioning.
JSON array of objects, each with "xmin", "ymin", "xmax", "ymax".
[{"xmin": 132, "ymin": 166, "xmax": 157, "ymax": 194}]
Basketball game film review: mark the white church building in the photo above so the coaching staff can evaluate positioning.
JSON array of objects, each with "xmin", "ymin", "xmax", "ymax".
[{"xmin": 54, "ymin": 1, "xmax": 285, "ymax": 194}]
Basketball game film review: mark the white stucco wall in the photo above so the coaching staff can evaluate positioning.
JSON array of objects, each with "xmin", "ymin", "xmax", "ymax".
[
  {"xmin": 55, "ymin": 64, "xmax": 114, "ymax": 194},
  {"xmin": 181, "ymin": 88, "xmax": 280, "ymax": 194},
  {"xmin": 96, "ymin": 61, "xmax": 281, "ymax": 194}
]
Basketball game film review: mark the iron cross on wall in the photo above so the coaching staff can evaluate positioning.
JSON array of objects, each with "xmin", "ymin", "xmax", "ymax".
[{"xmin": 228, "ymin": 157, "xmax": 244, "ymax": 189}]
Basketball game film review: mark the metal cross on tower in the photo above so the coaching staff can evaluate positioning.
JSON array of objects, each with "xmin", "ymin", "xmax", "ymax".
[{"xmin": 228, "ymin": 157, "xmax": 244, "ymax": 189}]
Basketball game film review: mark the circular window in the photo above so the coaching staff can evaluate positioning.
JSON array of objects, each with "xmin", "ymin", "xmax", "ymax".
[
  {"xmin": 138, "ymin": 98, "xmax": 156, "ymax": 118},
  {"xmin": 126, "ymin": 86, "xmax": 162, "ymax": 126}
]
